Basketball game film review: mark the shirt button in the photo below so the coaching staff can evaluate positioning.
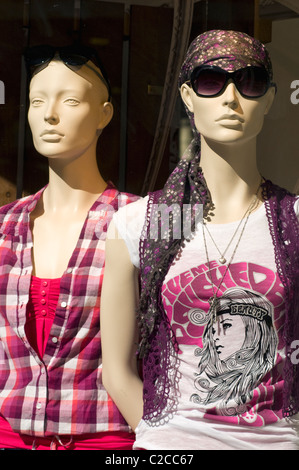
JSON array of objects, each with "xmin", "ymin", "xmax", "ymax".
[
  {"xmin": 36, "ymin": 403, "xmax": 42, "ymax": 410},
  {"xmin": 52, "ymin": 337, "xmax": 58, "ymax": 344},
  {"xmin": 42, "ymin": 281, "xmax": 48, "ymax": 287},
  {"xmin": 40, "ymin": 298, "xmax": 46, "ymax": 305},
  {"xmin": 61, "ymin": 301, "xmax": 67, "ymax": 308},
  {"xmin": 66, "ymin": 268, "xmax": 73, "ymax": 274},
  {"xmin": 41, "ymin": 309, "xmax": 47, "ymax": 316},
  {"xmin": 41, "ymin": 290, "xmax": 46, "ymax": 296}
]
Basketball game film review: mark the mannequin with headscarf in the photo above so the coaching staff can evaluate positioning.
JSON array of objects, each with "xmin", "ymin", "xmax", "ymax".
[
  {"xmin": 179, "ymin": 30, "xmax": 275, "ymax": 223},
  {"xmin": 0, "ymin": 45, "xmax": 139, "ymax": 450},
  {"xmin": 101, "ymin": 31, "xmax": 299, "ymax": 450}
]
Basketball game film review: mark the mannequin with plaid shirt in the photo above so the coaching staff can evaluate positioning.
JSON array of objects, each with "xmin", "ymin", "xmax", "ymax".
[{"xmin": 0, "ymin": 49, "xmax": 139, "ymax": 450}]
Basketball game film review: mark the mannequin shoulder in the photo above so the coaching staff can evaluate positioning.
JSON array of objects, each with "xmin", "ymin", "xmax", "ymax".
[
  {"xmin": 0, "ymin": 196, "xmax": 33, "ymax": 237},
  {"xmin": 104, "ymin": 186, "xmax": 140, "ymax": 211},
  {"xmin": 113, "ymin": 195, "xmax": 149, "ymax": 222},
  {"xmin": 117, "ymin": 191, "xmax": 141, "ymax": 207},
  {"xmin": 110, "ymin": 196, "xmax": 149, "ymax": 250},
  {"xmin": 0, "ymin": 185, "xmax": 45, "ymax": 217},
  {"xmin": 0, "ymin": 194, "xmax": 34, "ymax": 225}
]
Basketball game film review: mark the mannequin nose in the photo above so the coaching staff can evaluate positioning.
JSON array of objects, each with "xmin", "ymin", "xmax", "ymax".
[
  {"xmin": 44, "ymin": 103, "xmax": 59, "ymax": 124},
  {"xmin": 222, "ymin": 81, "xmax": 239, "ymax": 107}
]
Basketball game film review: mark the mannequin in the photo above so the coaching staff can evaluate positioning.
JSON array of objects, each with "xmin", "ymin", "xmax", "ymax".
[
  {"xmin": 0, "ymin": 45, "xmax": 139, "ymax": 450},
  {"xmin": 29, "ymin": 59, "xmax": 112, "ymax": 279},
  {"xmin": 101, "ymin": 30, "xmax": 299, "ymax": 450}
]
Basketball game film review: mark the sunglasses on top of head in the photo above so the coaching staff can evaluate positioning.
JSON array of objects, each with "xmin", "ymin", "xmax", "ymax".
[
  {"xmin": 186, "ymin": 65, "xmax": 276, "ymax": 99},
  {"xmin": 24, "ymin": 44, "xmax": 111, "ymax": 101}
]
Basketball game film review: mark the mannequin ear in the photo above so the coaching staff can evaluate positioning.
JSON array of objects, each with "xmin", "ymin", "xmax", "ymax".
[
  {"xmin": 180, "ymin": 83, "xmax": 194, "ymax": 113},
  {"xmin": 98, "ymin": 101, "xmax": 114, "ymax": 131},
  {"xmin": 264, "ymin": 86, "xmax": 276, "ymax": 115}
]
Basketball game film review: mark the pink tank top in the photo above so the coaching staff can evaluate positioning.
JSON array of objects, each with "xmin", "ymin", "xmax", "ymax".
[{"xmin": 25, "ymin": 276, "xmax": 60, "ymax": 359}]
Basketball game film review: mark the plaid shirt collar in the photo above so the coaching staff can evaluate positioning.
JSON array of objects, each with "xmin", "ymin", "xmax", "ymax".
[{"xmin": 1, "ymin": 181, "xmax": 119, "ymax": 237}]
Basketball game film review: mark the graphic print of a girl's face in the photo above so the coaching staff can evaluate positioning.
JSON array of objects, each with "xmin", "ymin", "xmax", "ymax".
[
  {"xmin": 190, "ymin": 287, "xmax": 278, "ymax": 410},
  {"xmin": 209, "ymin": 288, "xmax": 276, "ymax": 367},
  {"xmin": 212, "ymin": 314, "xmax": 246, "ymax": 361}
]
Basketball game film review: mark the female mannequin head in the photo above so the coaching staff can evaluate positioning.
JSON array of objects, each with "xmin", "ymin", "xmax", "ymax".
[
  {"xmin": 25, "ymin": 45, "xmax": 113, "ymax": 162},
  {"xmin": 179, "ymin": 30, "xmax": 276, "ymax": 148}
]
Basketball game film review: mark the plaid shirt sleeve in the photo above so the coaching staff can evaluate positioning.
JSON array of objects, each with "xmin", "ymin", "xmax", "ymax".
[{"xmin": 0, "ymin": 184, "xmax": 140, "ymax": 437}]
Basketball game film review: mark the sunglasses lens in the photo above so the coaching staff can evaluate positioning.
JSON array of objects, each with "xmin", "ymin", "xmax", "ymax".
[
  {"xmin": 59, "ymin": 45, "xmax": 98, "ymax": 67},
  {"xmin": 190, "ymin": 66, "xmax": 270, "ymax": 98},
  {"xmin": 24, "ymin": 45, "xmax": 54, "ymax": 67},
  {"xmin": 60, "ymin": 51, "xmax": 88, "ymax": 67},
  {"xmin": 235, "ymin": 67, "xmax": 269, "ymax": 97},
  {"xmin": 192, "ymin": 68, "xmax": 226, "ymax": 96},
  {"xmin": 25, "ymin": 45, "xmax": 95, "ymax": 73},
  {"xmin": 24, "ymin": 44, "xmax": 111, "ymax": 100}
]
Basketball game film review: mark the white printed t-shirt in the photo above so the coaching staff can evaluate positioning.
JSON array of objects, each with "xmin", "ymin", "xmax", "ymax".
[{"xmin": 113, "ymin": 196, "xmax": 299, "ymax": 450}]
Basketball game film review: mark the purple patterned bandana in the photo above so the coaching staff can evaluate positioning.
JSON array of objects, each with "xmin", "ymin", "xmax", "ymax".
[{"xmin": 179, "ymin": 29, "xmax": 273, "ymax": 85}]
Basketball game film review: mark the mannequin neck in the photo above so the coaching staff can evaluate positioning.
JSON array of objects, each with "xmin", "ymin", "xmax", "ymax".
[
  {"xmin": 200, "ymin": 137, "xmax": 262, "ymax": 223},
  {"xmin": 42, "ymin": 146, "xmax": 107, "ymax": 214}
]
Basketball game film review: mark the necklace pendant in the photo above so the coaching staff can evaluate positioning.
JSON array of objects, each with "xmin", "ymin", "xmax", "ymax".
[
  {"xmin": 208, "ymin": 296, "xmax": 220, "ymax": 323},
  {"xmin": 218, "ymin": 257, "xmax": 227, "ymax": 264}
]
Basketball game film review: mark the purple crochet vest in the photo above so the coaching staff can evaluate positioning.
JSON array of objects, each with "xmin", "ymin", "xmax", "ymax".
[{"xmin": 138, "ymin": 164, "xmax": 299, "ymax": 423}]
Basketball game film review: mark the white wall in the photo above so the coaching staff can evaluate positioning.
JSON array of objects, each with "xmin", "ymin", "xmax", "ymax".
[{"xmin": 258, "ymin": 17, "xmax": 299, "ymax": 193}]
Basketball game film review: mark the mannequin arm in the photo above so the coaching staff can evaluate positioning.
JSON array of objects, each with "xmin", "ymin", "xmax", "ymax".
[{"xmin": 101, "ymin": 220, "xmax": 143, "ymax": 431}]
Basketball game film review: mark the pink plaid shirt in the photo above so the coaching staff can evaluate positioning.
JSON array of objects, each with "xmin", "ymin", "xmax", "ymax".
[{"xmin": 0, "ymin": 184, "xmax": 139, "ymax": 437}]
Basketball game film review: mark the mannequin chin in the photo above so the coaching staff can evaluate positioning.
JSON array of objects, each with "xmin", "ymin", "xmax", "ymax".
[{"xmin": 28, "ymin": 60, "xmax": 113, "ymax": 161}]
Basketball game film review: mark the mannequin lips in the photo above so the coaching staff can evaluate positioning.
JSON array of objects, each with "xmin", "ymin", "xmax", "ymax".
[
  {"xmin": 216, "ymin": 113, "xmax": 244, "ymax": 123},
  {"xmin": 40, "ymin": 129, "xmax": 64, "ymax": 141}
]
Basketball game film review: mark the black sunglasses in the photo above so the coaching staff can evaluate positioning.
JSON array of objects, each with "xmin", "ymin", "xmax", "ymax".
[
  {"xmin": 24, "ymin": 44, "xmax": 111, "ymax": 101},
  {"xmin": 187, "ymin": 65, "xmax": 276, "ymax": 99}
]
